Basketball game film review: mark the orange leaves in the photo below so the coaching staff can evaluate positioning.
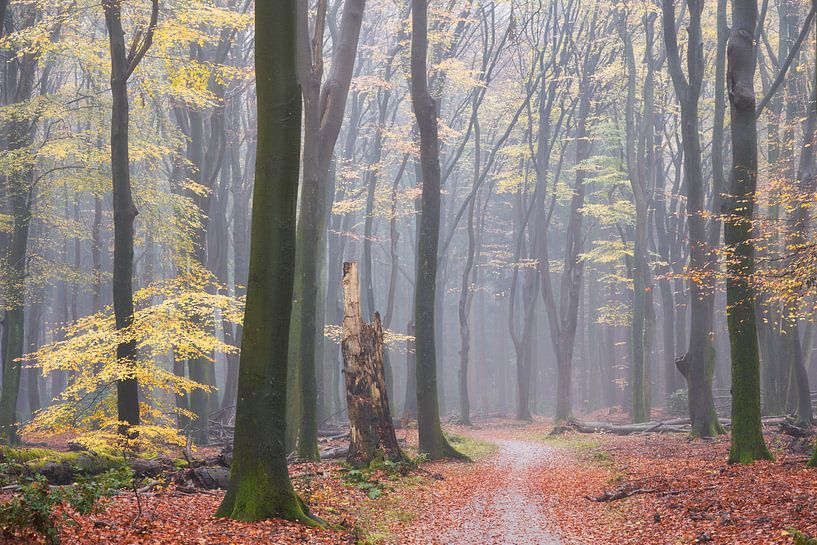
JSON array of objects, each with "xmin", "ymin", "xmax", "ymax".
[{"xmin": 537, "ymin": 430, "xmax": 817, "ymax": 544}]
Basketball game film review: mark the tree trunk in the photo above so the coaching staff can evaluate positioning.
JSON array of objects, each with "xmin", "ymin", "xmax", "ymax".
[
  {"xmin": 785, "ymin": 85, "xmax": 817, "ymax": 426},
  {"xmin": 216, "ymin": 0, "xmax": 313, "ymax": 522},
  {"xmin": 620, "ymin": 11, "xmax": 652, "ymax": 423},
  {"xmin": 403, "ymin": 320, "xmax": 417, "ymax": 421},
  {"xmin": 725, "ymin": 0, "xmax": 772, "ymax": 463},
  {"xmin": 0, "ymin": 11, "xmax": 36, "ymax": 441},
  {"xmin": 293, "ymin": 0, "xmax": 367, "ymax": 461},
  {"xmin": 410, "ymin": 0, "xmax": 461, "ymax": 460},
  {"xmin": 662, "ymin": 0, "xmax": 722, "ymax": 437},
  {"xmin": 24, "ymin": 296, "xmax": 43, "ymax": 415},
  {"xmin": 457, "ymin": 110, "xmax": 481, "ymax": 426},
  {"xmin": 341, "ymin": 262, "xmax": 402, "ymax": 466},
  {"xmin": 103, "ymin": 0, "xmax": 158, "ymax": 435}
]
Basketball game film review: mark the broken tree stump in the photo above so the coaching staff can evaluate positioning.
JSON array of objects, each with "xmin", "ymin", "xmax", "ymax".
[{"xmin": 341, "ymin": 262, "xmax": 403, "ymax": 466}]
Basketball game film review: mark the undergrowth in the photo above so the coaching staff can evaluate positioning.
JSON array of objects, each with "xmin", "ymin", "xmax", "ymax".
[{"xmin": 0, "ymin": 467, "xmax": 133, "ymax": 544}]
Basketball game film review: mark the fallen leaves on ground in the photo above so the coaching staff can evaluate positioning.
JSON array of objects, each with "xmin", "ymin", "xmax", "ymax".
[
  {"xmin": 2, "ymin": 460, "xmax": 362, "ymax": 545},
  {"xmin": 531, "ymin": 423, "xmax": 817, "ymax": 545},
  {"xmin": 4, "ymin": 418, "xmax": 816, "ymax": 545}
]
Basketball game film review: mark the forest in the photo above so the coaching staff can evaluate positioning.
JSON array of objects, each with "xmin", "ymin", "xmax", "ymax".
[{"xmin": 0, "ymin": 0, "xmax": 816, "ymax": 543}]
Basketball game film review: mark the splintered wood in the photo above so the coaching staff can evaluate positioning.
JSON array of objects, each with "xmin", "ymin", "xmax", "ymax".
[{"xmin": 341, "ymin": 262, "xmax": 402, "ymax": 465}]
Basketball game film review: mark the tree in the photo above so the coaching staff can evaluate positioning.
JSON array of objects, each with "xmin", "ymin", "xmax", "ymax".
[
  {"xmin": 0, "ymin": 3, "xmax": 39, "ymax": 443},
  {"xmin": 216, "ymin": 0, "xmax": 313, "ymax": 523},
  {"xmin": 410, "ymin": 0, "xmax": 461, "ymax": 460},
  {"xmin": 23, "ymin": 271, "xmax": 239, "ymax": 451},
  {"xmin": 539, "ymin": 2, "xmax": 602, "ymax": 423},
  {"xmin": 725, "ymin": 0, "xmax": 772, "ymax": 464},
  {"xmin": 784, "ymin": 84, "xmax": 817, "ymax": 427},
  {"xmin": 292, "ymin": 0, "xmax": 367, "ymax": 461},
  {"xmin": 663, "ymin": 0, "xmax": 723, "ymax": 437},
  {"xmin": 620, "ymin": 7, "xmax": 654, "ymax": 424},
  {"xmin": 102, "ymin": 0, "xmax": 159, "ymax": 434}
]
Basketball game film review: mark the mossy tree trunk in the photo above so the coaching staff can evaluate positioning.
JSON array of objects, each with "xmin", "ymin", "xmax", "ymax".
[
  {"xmin": 216, "ymin": 0, "xmax": 313, "ymax": 523},
  {"xmin": 410, "ymin": 0, "xmax": 461, "ymax": 460},
  {"xmin": 725, "ymin": 0, "xmax": 773, "ymax": 464}
]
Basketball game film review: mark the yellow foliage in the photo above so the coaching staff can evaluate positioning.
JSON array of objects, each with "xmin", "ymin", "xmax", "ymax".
[{"xmin": 23, "ymin": 268, "xmax": 243, "ymax": 453}]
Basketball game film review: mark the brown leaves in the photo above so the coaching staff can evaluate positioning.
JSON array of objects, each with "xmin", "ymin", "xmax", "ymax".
[
  {"xmin": 538, "ymin": 430, "xmax": 817, "ymax": 544},
  {"xmin": 11, "ymin": 420, "xmax": 817, "ymax": 545}
]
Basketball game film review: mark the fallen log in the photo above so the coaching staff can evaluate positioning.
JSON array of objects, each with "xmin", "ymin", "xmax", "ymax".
[
  {"xmin": 779, "ymin": 421, "xmax": 814, "ymax": 438},
  {"xmin": 557, "ymin": 416, "xmax": 760, "ymax": 436},
  {"xmin": 320, "ymin": 446, "xmax": 349, "ymax": 460},
  {"xmin": 562, "ymin": 420, "xmax": 690, "ymax": 435},
  {"xmin": 37, "ymin": 456, "xmax": 172, "ymax": 485},
  {"xmin": 185, "ymin": 467, "xmax": 229, "ymax": 490}
]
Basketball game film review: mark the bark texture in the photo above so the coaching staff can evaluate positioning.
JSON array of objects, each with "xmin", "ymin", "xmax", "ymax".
[
  {"xmin": 725, "ymin": 0, "xmax": 772, "ymax": 463},
  {"xmin": 216, "ymin": 0, "xmax": 313, "ymax": 523},
  {"xmin": 410, "ymin": 0, "xmax": 461, "ymax": 460},
  {"xmin": 341, "ymin": 262, "xmax": 402, "ymax": 466}
]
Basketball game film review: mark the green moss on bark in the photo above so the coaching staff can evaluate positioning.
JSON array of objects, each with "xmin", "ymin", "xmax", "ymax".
[
  {"xmin": 216, "ymin": 0, "xmax": 315, "ymax": 522},
  {"xmin": 216, "ymin": 461, "xmax": 315, "ymax": 524}
]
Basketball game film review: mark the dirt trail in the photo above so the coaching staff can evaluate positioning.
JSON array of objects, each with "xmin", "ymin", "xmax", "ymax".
[{"xmin": 407, "ymin": 438, "xmax": 563, "ymax": 545}]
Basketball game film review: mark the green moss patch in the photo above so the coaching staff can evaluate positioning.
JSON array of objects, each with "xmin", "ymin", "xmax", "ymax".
[{"xmin": 444, "ymin": 434, "xmax": 498, "ymax": 461}]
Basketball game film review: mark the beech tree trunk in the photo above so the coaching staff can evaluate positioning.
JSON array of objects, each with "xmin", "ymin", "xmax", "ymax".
[
  {"xmin": 725, "ymin": 0, "xmax": 772, "ymax": 463},
  {"xmin": 341, "ymin": 262, "xmax": 402, "ymax": 466},
  {"xmin": 786, "ymin": 85, "xmax": 817, "ymax": 426},
  {"xmin": 620, "ymin": 10, "xmax": 653, "ymax": 423},
  {"xmin": 216, "ymin": 0, "xmax": 313, "ymax": 523},
  {"xmin": 0, "ymin": 4, "xmax": 37, "ymax": 442},
  {"xmin": 410, "ymin": 0, "xmax": 460, "ymax": 460},
  {"xmin": 663, "ymin": 0, "xmax": 722, "ymax": 437},
  {"xmin": 292, "ymin": 0, "xmax": 367, "ymax": 461},
  {"xmin": 103, "ymin": 0, "xmax": 159, "ymax": 434},
  {"xmin": 403, "ymin": 320, "xmax": 418, "ymax": 421}
]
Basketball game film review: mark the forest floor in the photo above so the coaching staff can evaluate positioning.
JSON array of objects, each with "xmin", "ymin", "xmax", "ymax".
[
  {"xmin": 3, "ymin": 416, "xmax": 817, "ymax": 544},
  {"xmin": 382, "ymin": 417, "xmax": 817, "ymax": 545}
]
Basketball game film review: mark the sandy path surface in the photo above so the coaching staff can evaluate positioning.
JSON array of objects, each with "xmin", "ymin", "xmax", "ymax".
[{"xmin": 401, "ymin": 438, "xmax": 563, "ymax": 545}]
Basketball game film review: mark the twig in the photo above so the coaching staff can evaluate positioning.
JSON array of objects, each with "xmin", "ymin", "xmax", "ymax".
[{"xmin": 587, "ymin": 487, "xmax": 656, "ymax": 502}]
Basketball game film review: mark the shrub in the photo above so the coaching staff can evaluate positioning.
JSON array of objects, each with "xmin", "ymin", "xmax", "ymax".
[
  {"xmin": 0, "ymin": 467, "xmax": 132, "ymax": 544},
  {"xmin": 788, "ymin": 529, "xmax": 817, "ymax": 545},
  {"xmin": 667, "ymin": 388, "xmax": 688, "ymax": 416}
]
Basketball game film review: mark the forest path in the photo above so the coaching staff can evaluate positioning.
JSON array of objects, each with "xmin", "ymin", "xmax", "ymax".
[{"xmin": 402, "ymin": 435, "xmax": 563, "ymax": 545}]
